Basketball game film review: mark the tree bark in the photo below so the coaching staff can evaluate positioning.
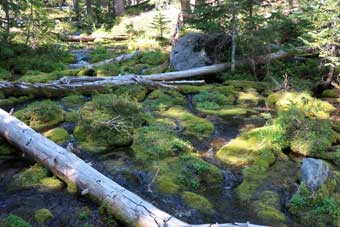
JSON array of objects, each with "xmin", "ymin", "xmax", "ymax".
[
  {"xmin": 0, "ymin": 109, "xmax": 270, "ymax": 227},
  {"xmin": 231, "ymin": 0, "xmax": 237, "ymax": 72},
  {"xmin": 115, "ymin": 0, "xmax": 125, "ymax": 16},
  {"xmin": 86, "ymin": 0, "xmax": 93, "ymax": 17}
]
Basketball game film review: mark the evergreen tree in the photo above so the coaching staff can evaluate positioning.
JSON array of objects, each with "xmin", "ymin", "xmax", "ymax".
[{"xmin": 150, "ymin": 10, "xmax": 170, "ymax": 39}]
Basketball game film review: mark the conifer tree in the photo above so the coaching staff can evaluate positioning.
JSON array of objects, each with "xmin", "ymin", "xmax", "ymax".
[{"xmin": 150, "ymin": 10, "xmax": 170, "ymax": 39}]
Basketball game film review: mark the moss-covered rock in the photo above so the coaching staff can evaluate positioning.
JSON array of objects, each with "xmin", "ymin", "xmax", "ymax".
[
  {"xmin": 182, "ymin": 191, "xmax": 213, "ymax": 214},
  {"xmin": 253, "ymin": 191, "xmax": 286, "ymax": 226},
  {"xmin": 10, "ymin": 163, "xmax": 64, "ymax": 190},
  {"xmin": 132, "ymin": 124, "xmax": 193, "ymax": 161},
  {"xmin": 74, "ymin": 94, "xmax": 143, "ymax": 153},
  {"xmin": 34, "ymin": 209, "xmax": 53, "ymax": 225},
  {"xmin": 44, "ymin": 128, "xmax": 70, "ymax": 144},
  {"xmin": 288, "ymin": 179, "xmax": 340, "ymax": 227},
  {"xmin": 143, "ymin": 89, "xmax": 186, "ymax": 111},
  {"xmin": 1, "ymin": 214, "xmax": 31, "ymax": 227},
  {"xmin": 61, "ymin": 95, "xmax": 85, "ymax": 108},
  {"xmin": 155, "ymin": 154, "xmax": 223, "ymax": 193},
  {"xmin": 161, "ymin": 107, "xmax": 214, "ymax": 140},
  {"xmin": 15, "ymin": 100, "xmax": 64, "ymax": 131}
]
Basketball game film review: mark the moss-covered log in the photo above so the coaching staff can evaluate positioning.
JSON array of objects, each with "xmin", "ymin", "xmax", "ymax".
[{"xmin": 0, "ymin": 109, "xmax": 269, "ymax": 227}]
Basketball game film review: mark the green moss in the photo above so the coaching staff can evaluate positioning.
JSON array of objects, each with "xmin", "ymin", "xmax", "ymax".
[
  {"xmin": 89, "ymin": 46, "xmax": 114, "ymax": 63},
  {"xmin": 40, "ymin": 177, "xmax": 64, "ymax": 190},
  {"xmin": 155, "ymin": 154, "xmax": 223, "ymax": 193},
  {"xmin": 61, "ymin": 95, "xmax": 85, "ymax": 108},
  {"xmin": 79, "ymin": 206, "xmax": 91, "ymax": 220},
  {"xmin": 0, "ymin": 140, "xmax": 17, "ymax": 158},
  {"xmin": 15, "ymin": 100, "xmax": 64, "ymax": 131},
  {"xmin": 321, "ymin": 89, "xmax": 338, "ymax": 98},
  {"xmin": 132, "ymin": 123, "xmax": 192, "ymax": 160},
  {"xmin": 0, "ymin": 68, "xmax": 12, "ymax": 80},
  {"xmin": 65, "ymin": 111, "xmax": 79, "ymax": 122},
  {"xmin": 193, "ymin": 89, "xmax": 235, "ymax": 110},
  {"xmin": 182, "ymin": 191, "xmax": 213, "ymax": 214},
  {"xmin": 237, "ymin": 88, "xmax": 263, "ymax": 106},
  {"xmin": 288, "ymin": 181, "xmax": 340, "ymax": 227},
  {"xmin": 177, "ymin": 85, "xmax": 203, "ymax": 94},
  {"xmin": 11, "ymin": 164, "xmax": 49, "ymax": 188},
  {"xmin": 74, "ymin": 94, "xmax": 143, "ymax": 153},
  {"xmin": 275, "ymin": 92, "xmax": 336, "ymax": 119},
  {"xmin": 332, "ymin": 121, "xmax": 340, "ymax": 133},
  {"xmin": 139, "ymin": 51, "xmax": 168, "ymax": 65},
  {"xmin": 95, "ymin": 63, "xmax": 120, "ymax": 76},
  {"xmin": 197, "ymin": 106, "xmax": 248, "ymax": 116},
  {"xmin": 18, "ymin": 70, "xmax": 64, "ymax": 83},
  {"xmin": 143, "ymin": 89, "xmax": 186, "ymax": 111},
  {"xmin": 44, "ymin": 128, "xmax": 70, "ymax": 144},
  {"xmin": 265, "ymin": 92, "xmax": 281, "ymax": 106},
  {"xmin": 161, "ymin": 107, "xmax": 214, "ymax": 140},
  {"xmin": 0, "ymin": 95, "xmax": 34, "ymax": 107},
  {"xmin": 34, "ymin": 209, "xmax": 53, "ymax": 225},
  {"xmin": 253, "ymin": 191, "xmax": 286, "ymax": 225},
  {"xmin": 223, "ymin": 80, "xmax": 273, "ymax": 92},
  {"xmin": 77, "ymin": 68, "xmax": 96, "ymax": 77},
  {"xmin": 2, "ymin": 214, "xmax": 31, "ymax": 227},
  {"xmin": 157, "ymin": 175, "xmax": 180, "ymax": 193},
  {"xmin": 112, "ymin": 84, "xmax": 147, "ymax": 101}
]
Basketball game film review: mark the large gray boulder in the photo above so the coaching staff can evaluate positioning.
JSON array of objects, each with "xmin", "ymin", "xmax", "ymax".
[
  {"xmin": 170, "ymin": 33, "xmax": 230, "ymax": 71},
  {"xmin": 301, "ymin": 158, "xmax": 329, "ymax": 192}
]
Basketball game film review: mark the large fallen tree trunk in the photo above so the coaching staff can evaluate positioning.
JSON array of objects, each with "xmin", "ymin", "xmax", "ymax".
[
  {"xmin": 61, "ymin": 34, "xmax": 128, "ymax": 42},
  {"xmin": 0, "ymin": 109, "xmax": 269, "ymax": 227},
  {"xmin": 0, "ymin": 47, "xmax": 314, "ymax": 98}
]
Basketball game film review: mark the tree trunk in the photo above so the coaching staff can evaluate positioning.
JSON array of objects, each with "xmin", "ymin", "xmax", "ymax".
[
  {"xmin": 115, "ymin": 0, "xmax": 125, "ymax": 16},
  {"xmin": 73, "ymin": 0, "xmax": 80, "ymax": 19},
  {"xmin": 86, "ymin": 0, "xmax": 92, "ymax": 17},
  {"xmin": 231, "ymin": 0, "xmax": 237, "ymax": 72}
]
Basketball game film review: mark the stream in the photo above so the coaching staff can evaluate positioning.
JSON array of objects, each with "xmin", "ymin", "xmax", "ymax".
[{"xmin": 0, "ymin": 50, "xmax": 304, "ymax": 227}]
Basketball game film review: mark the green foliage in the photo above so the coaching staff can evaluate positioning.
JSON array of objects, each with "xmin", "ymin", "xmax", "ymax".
[
  {"xmin": 96, "ymin": 63, "xmax": 120, "ymax": 76},
  {"xmin": 112, "ymin": 85, "xmax": 147, "ymax": 101},
  {"xmin": 193, "ymin": 89, "xmax": 234, "ymax": 110},
  {"xmin": 1, "ymin": 215, "xmax": 31, "ymax": 227},
  {"xmin": 89, "ymin": 46, "xmax": 114, "ymax": 63},
  {"xmin": 15, "ymin": 100, "xmax": 64, "ymax": 131},
  {"xmin": 61, "ymin": 95, "xmax": 86, "ymax": 108},
  {"xmin": 79, "ymin": 207, "xmax": 91, "ymax": 220},
  {"xmin": 144, "ymin": 89, "xmax": 186, "ymax": 111},
  {"xmin": 0, "ymin": 67, "xmax": 12, "ymax": 80},
  {"xmin": 139, "ymin": 51, "xmax": 168, "ymax": 65}
]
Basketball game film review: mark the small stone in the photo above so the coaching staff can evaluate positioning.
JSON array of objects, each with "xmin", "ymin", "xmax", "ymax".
[{"xmin": 301, "ymin": 158, "xmax": 329, "ymax": 191}]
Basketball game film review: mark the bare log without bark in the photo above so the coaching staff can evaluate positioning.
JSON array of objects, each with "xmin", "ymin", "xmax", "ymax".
[
  {"xmin": 0, "ymin": 109, "xmax": 270, "ymax": 227},
  {"xmin": 62, "ymin": 34, "xmax": 128, "ymax": 42}
]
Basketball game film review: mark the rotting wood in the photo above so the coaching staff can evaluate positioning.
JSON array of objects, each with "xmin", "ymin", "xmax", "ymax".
[{"xmin": 0, "ymin": 108, "xmax": 270, "ymax": 227}]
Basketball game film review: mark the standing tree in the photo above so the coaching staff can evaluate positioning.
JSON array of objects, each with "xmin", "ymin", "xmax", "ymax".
[{"xmin": 150, "ymin": 10, "xmax": 170, "ymax": 39}]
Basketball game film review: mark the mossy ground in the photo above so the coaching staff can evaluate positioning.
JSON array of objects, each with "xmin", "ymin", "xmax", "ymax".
[
  {"xmin": 34, "ymin": 208, "xmax": 53, "ymax": 225},
  {"xmin": 15, "ymin": 100, "xmax": 64, "ymax": 131}
]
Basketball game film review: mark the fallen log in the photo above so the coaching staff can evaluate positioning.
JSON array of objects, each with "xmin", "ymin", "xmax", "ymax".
[
  {"xmin": 0, "ymin": 108, "xmax": 270, "ymax": 227},
  {"xmin": 0, "ymin": 47, "xmax": 314, "ymax": 98},
  {"xmin": 62, "ymin": 34, "xmax": 128, "ymax": 42}
]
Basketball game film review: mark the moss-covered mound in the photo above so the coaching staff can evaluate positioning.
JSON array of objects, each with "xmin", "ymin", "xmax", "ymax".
[
  {"xmin": 34, "ymin": 209, "xmax": 53, "ymax": 225},
  {"xmin": 112, "ymin": 84, "xmax": 148, "ymax": 101},
  {"xmin": 182, "ymin": 191, "xmax": 214, "ymax": 214},
  {"xmin": 74, "ymin": 94, "xmax": 143, "ymax": 153},
  {"xmin": 237, "ymin": 88, "xmax": 264, "ymax": 106},
  {"xmin": 143, "ymin": 89, "xmax": 186, "ymax": 111},
  {"xmin": 288, "ymin": 175, "xmax": 340, "ymax": 227},
  {"xmin": 161, "ymin": 107, "xmax": 214, "ymax": 140},
  {"xmin": 223, "ymin": 80, "xmax": 273, "ymax": 94},
  {"xmin": 0, "ymin": 214, "xmax": 31, "ymax": 227},
  {"xmin": 132, "ymin": 123, "xmax": 193, "ymax": 161},
  {"xmin": 253, "ymin": 191, "xmax": 286, "ymax": 226},
  {"xmin": 156, "ymin": 154, "xmax": 223, "ymax": 193},
  {"xmin": 44, "ymin": 128, "xmax": 70, "ymax": 144},
  {"xmin": 10, "ymin": 164, "xmax": 64, "ymax": 190},
  {"xmin": 15, "ymin": 100, "xmax": 64, "ymax": 131},
  {"xmin": 61, "ymin": 95, "xmax": 86, "ymax": 108}
]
